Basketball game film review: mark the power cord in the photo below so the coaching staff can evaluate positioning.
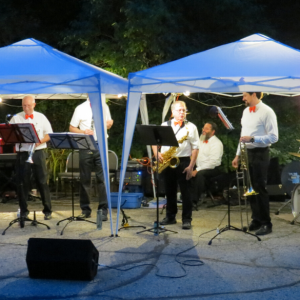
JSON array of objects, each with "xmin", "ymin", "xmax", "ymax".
[{"xmin": 98, "ymin": 229, "xmax": 216, "ymax": 279}]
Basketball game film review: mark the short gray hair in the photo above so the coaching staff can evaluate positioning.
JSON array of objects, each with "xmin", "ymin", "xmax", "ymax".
[{"xmin": 171, "ymin": 101, "xmax": 187, "ymax": 111}]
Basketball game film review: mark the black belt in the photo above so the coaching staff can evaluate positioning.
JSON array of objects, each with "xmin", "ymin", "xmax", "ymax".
[
  {"xmin": 19, "ymin": 149, "xmax": 43, "ymax": 153},
  {"xmin": 247, "ymin": 147, "xmax": 269, "ymax": 153},
  {"xmin": 178, "ymin": 156, "xmax": 191, "ymax": 160}
]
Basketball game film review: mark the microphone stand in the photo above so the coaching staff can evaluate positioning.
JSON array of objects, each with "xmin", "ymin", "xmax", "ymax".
[{"xmin": 208, "ymin": 107, "xmax": 261, "ymax": 245}]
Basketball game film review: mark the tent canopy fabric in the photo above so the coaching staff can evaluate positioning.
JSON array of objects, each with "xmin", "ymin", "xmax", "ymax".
[
  {"xmin": 116, "ymin": 33, "xmax": 300, "ymax": 232},
  {"xmin": 0, "ymin": 38, "xmax": 128, "ymax": 236},
  {"xmin": 128, "ymin": 33, "xmax": 300, "ymax": 94},
  {"xmin": 0, "ymin": 38, "xmax": 128, "ymax": 95}
]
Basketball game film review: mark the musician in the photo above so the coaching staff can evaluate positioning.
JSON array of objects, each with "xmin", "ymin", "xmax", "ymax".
[
  {"xmin": 69, "ymin": 97, "xmax": 113, "ymax": 220},
  {"xmin": 152, "ymin": 101, "xmax": 199, "ymax": 230},
  {"xmin": 191, "ymin": 122, "xmax": 223, "ymax": 207},
  {"xmin": 232, "ymin": 92, "xmax": 278, "ymax": 235},
  {"xmin": 10, "ymin": 95, "xmax": 53, "ymax": 220}
]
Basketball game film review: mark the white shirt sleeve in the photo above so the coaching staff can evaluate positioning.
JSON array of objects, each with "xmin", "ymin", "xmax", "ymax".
[
  {"xmin": 70, "ymin": 106, "xmax": 81, "ymax": 128},
  {"xmin": 254, "ymin": 109, "xmax": 278, "ymax": 144},
  {"xmin": 189, "ymin": 124, "xmax": 200, "ymax": 150},
  {"xmin": 105, "ymin": 103, "xmax": 112, "ymax": 121}
]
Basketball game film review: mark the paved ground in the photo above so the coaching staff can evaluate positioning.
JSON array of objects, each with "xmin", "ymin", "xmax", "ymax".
[{"xmin": 0, "ymin": 195, "xmax": 300, "ymax": 300}]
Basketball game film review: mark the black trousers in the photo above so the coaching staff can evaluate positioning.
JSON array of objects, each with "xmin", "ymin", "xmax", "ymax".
[
  {"xmin": 163, "ymin": 157, "xmax": 192, "ymax": 222},
  {"xmin": 16, "ymin": 150, "xmax": 51, "ymax": 215},
  {"xmin": 247, "ymin": 147, "xmax": 271, "ymax": 225},
  {"xmin": 79, "ymin": 149, "xmax": 108, "ymax": 214},
  {"xmin": 190, "ymin": 167, "xmax": 221, "ymax": 204}
]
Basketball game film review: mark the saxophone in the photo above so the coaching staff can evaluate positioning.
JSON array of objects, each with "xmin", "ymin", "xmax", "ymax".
[{"xmin": 153, "ymin": 131, "xmax": 189, "ymax": 174}]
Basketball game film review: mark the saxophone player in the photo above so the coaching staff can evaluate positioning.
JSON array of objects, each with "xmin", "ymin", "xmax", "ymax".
[
  {"xmin": 152, "ymin": 101, "xmax": 199, "ymax": 230},
  {"xmin": 232, "ymin": 92, "xmax": 278, "ymax": 235}
]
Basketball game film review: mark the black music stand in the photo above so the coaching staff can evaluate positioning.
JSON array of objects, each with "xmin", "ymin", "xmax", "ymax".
[
  {"xmin": 49, "ymin": 133, "xmax": 97, "ymax": 235},
  {"xmin": 135, "ymin": 125, "xmax": 178, "ymax": 236},
  {"xmin": 0, "ymin": 123, "xmax": 50, "ymax": 235},
  {"xmin": 208, "ymin": 107, "xmax": 261, "ymax": 245}
]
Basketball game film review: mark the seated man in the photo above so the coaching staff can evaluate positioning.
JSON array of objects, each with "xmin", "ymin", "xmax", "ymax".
[{"xmin": 191, "ymin": 121, "xmax": 223, "ymax": 206}]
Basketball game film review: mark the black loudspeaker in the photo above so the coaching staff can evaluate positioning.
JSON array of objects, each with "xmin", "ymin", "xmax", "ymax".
[{"xmin": 26, "ymin": 238, "xmax": 99, "ymax": 281}]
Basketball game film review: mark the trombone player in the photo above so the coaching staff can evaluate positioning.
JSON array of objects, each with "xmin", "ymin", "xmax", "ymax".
[
  {"xmin": 232, "ymin": 92, "xmax": 278, "ymax": 235},
  {"xmin": 10, "ymin": 95, "xmax": 53, "ymax": 220}
]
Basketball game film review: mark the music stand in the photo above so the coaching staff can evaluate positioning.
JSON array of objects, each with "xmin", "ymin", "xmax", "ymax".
[
  {"xmin": 49, "ymin": 133, "xmax": 97, "ymax": 235},
  {"xmin": 135, "ymin": 125, "xmax": 178, "ymax": 236},
  {"xmin": 207, "ymin": 107, "xmax": 261, "ymax": 245},
  {"xmin": 0, "ymin": 123, "xmax": 50, "ymax": 235}
]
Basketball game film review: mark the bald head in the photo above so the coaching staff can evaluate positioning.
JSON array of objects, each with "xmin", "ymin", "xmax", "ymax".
[{"xmin": 22, "ymin": 95, "xmax": 36, "ymax": 115}]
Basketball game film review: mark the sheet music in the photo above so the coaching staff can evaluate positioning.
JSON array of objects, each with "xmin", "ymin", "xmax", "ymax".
[{"xmin": 49, "ymin": 133, "xmax": 97, "ymax": 150}]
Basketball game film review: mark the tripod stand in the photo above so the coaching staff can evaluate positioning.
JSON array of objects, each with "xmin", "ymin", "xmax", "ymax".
[
  {"xmin": 49, "ymin": 133, "xmax": 97, "ymax": 235},
  {"xmin": 135, "ymin": 125, "xmax": 178, "ymax": 236},
  {"xmin": 118, "ymin": 207, "xmax": 146, "ymax": 231},
  {"xmin": 0, "ymin": 123, "xmax": 50, "ymax": 235},
  {"xmin": 208, "ymin": 107, "xmax": 261, "ymax": 245}
]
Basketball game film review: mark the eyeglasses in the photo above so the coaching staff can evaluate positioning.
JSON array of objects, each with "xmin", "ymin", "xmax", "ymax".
[{"xmin": 173, "ymin": 109, "xmax": 187, "ymax": 113}]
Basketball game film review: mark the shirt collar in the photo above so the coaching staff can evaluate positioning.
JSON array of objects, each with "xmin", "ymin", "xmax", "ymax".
[{"xmin": 248, "ymin": 100, "xmax": 262, "ymax": 112}]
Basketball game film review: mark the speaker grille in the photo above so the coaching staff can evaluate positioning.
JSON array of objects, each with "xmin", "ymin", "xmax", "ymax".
[{"xmin": 26, "ymin": 238, "xmax": 99, "ymax": 281}]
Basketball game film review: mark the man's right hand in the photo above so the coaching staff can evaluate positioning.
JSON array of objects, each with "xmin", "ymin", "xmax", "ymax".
[
  {"xmin": 157, "ymin": 152, "xmax": 163, "ymax": 163},
  {"xmin": 84, "ymin": 129, "xmax": 94, "ymax": 135},
  {"xmin": 232, "ymin": 156, "xmax": 239, "ymax": 169}
]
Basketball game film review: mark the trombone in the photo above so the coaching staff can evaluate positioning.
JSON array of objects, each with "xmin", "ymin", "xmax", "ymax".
[{"xmin": 236, "ymin": 142, "xmax": 258, "ymax": 230}]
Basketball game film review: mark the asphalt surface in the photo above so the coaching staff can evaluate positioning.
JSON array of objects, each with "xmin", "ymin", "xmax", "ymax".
[{"xmin": 0, "ymin": 195, "xmax": 299, "ymax": 300}]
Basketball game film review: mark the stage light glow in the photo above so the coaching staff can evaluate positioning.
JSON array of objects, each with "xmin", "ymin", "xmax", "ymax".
[
  {"xmin": 183, "ymin": 91, "xmax": 190, "ymax": 96},
  {"xmin": 117, "ymin": 94, "xmax": 123, "ymax": 98},
  {"xmin": 0, "ymin": 98, "xmax": 2, "ymax": 103}
]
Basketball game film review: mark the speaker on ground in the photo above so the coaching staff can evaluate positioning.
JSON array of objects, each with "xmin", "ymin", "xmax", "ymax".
[{"xmin": 26, "ymin": 238, "xmax": 99, "ymax": 281}]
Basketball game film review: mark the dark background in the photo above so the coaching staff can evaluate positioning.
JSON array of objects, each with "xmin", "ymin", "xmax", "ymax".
[{"xmin": 0, "ymin": 0, "xmax": 299, "ymax": 177}]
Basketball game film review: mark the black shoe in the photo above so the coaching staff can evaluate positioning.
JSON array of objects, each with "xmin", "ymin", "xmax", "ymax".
[
  {"xmin": 78, "ymin": 213, "xmax": 91, "ymax": 219},
  {"xmin": 255, "ymin": 225, "xmax": 272, "ymax": 236},
  {"xmin": 20, "ymin": 211, "xmax": 29, "ymax": 219},
  {"xmin": 102, "ymin": 213, "xmax": 108, "ymax": 221},
  {"xmin": 248, "ymin": 221, "xmax": 261, "ymax": 231},
  {"xmin": 44, "ymin": 213, "xmax": 52, "ymax": 220},
  {"xmin": 160, "ymin": 217, "xmax": 177, "ymax": 225},
  {"xmin": 182, "ymin": 221, "xmax": 191, "ymax": 230}
]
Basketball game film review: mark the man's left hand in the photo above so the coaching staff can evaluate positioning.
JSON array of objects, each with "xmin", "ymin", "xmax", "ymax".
[
  {"xmin": 240, "ymin": 136, "xmax": 252, "ymax": 143},
  {"xmin": 183, "ymin": 165, "xmax": 193, "ymax": 180}
]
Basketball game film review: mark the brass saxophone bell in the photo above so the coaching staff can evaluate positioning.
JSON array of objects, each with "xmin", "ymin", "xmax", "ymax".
[{"xmin": 169, "ymin": 156, "xmax": 180, "ymax": 168}]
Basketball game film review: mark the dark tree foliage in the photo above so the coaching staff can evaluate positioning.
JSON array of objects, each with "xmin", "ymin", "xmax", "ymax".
[
  {"xmin": 60, "ymin": 0, "xmax": 270, "ymax": 76},
  {"xmin": 0, "ymin": 0, "xmax": 81, "ymax": 48},
  {"xmin": 0, "ymin": 0, "xmax": 300, "ymax": 171}
]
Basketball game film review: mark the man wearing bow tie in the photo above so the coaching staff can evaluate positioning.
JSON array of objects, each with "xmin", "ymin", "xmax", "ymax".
[
  {"xmin": 191, "ymin": 122, "xmax": 223, "ymax": 207},
  {"xmin": 10, "ymin": 95, "xmax": 53, "ymax": 220},
  {"xmin": 232, "ymin": 92, "xmax": 278, "ymax": 235},
  {"xmin": 152, "ymin": 101, "xmax": 199, "ymax": 229}
]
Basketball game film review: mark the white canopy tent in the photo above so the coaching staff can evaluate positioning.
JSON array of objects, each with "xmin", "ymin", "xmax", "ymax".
[
  {"xmin": 116, "ymin": 33, "xmax": 300, "ymax": 232},
  {"xmin": 0, "ymin": 38, "xmax": 128, "ymax": 236}
]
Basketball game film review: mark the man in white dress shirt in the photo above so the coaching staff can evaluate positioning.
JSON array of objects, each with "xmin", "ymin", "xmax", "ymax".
[
  {"xmin": 69, "ymin": 97, "xmax": 113, "ymax": 220},
  {"xmin": 152, "ymin": 101, "xmax": 199, "ymax": 229},
  {"xmin": 232, "ymin": 92, "xmax": 278, "ymax": 235},
  {"xmin": 191, "ymin": 122, "xmax": 223, "ymax": 207},
  {"xmin": 10, "ymin": 95, "xmax": 53, "ymax": 220}
]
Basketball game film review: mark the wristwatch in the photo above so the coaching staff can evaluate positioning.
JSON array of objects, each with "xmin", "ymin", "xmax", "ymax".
[{"xmin": 250, "ymin": 137, "xmax": 255, "ymax": 143}]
